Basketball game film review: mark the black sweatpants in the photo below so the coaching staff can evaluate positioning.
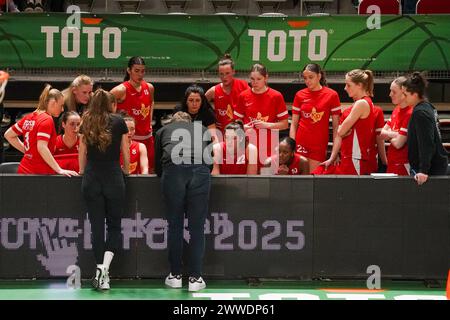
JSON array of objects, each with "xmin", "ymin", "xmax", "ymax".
[{"xmin": 82, "ymin": 162, "xmax": 125, "ymax": 264}]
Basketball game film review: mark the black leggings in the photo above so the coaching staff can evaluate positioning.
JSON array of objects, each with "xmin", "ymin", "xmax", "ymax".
[{"xmin": 82, "ymin": 162, "xmax": 125, "ymax": 264}]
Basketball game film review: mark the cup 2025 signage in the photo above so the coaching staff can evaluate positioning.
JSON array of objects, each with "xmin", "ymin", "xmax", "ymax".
[{"xmin": 0, "ymin": 14, "xmax": 449, "ymax": 72}]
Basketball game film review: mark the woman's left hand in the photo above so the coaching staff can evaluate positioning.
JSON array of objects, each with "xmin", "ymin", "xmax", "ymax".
[{"xmin": 252, "ymin": 120, "xmax": 272, "ymax": 129}]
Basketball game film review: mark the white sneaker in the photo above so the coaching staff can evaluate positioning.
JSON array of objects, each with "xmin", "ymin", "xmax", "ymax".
[
  {"xmin": 188, "ymin": 276, "xmax": 206, "ymax": 292},
  {"xmin": 165, "ymin": 273, "xmax": 182, "ymax": 288},
  {"xmin": 99, "ymin": 267, "xmax": 110, "ymax": 290}
]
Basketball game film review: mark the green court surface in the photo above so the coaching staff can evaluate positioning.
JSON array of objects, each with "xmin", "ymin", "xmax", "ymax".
[{"xmin": 0, "ymin": 279, "xmax": 447, "ymax": 300}]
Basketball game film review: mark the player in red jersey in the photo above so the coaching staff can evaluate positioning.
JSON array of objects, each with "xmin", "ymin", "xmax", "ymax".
[
  {"xmin": 205, "ymin": 54, "xmax": 249, "ymax": 132},
  {"xmin": 212, "ymin": 120, "xmax": 257, "ymax": 175},
  {"xmin": 4, "ymin": 85, "xmax": 78, "ymax": 176},
  {"xmin": 234, "ymin": 63, "xmax": 289, "ymax": 169},
  {"xmin": 111, "ymin": 56, "xmax": 155, "ymax": 173},
  {"xmin": 53, "ymin": 111, "xmax": 81, "ymax": 172},
  {"xmin": 367, "ymin": 105, "xmax": 387, "ymax": 173},
  {"xmin": 289, "ymin": 64, "xmax": 341, "ymax": 173},
  {"xmin": 319, "ymin": 69, "xmax": 376, "ymax": 175},
  {"xmin": 380, "ymin": 76, "xmax": 412, "ymax": 176},
  {"xmin": 55, "ymin": 111, "xmax": 80, "ymax": 155},
  {"xmin": 121, "ymin": 114, "xmax": 149, "ymax": 174},
  {"xmin": 264, "ymin": 136, "xmax": 308, "ymax": 175}
]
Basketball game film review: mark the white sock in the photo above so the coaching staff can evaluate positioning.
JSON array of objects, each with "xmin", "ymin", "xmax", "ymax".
[{"xmin": 102, "ymin": 251, "xmax": 114, "ymax": 270}]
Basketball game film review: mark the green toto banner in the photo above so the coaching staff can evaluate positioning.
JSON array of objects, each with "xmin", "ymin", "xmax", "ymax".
[{"xmin": 0, "ymin": 13, "xmax": 449, "ymax": 71}]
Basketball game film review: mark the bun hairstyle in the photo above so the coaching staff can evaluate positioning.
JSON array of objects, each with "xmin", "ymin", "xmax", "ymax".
[
  {"xmin": 250, "ymin": 63, "xmax": 268, "ymax": 77},
  {"xmin": 302, "ymin": 63, "xmax": 328, "ymax": 87},
  {"xmin": 124, "ymin": 56, "xmax": 145, "ymax": 81},
  {"xmin": 346, "ymin": 69, "xmax": 374, "ymax": 97},
  {"xmin": 402, "ymin": 71, "xmax": 428, "ymax": 99},
  {"xmin": 218, "ymin": 53, "xmax": 234, "ymax": 69}
]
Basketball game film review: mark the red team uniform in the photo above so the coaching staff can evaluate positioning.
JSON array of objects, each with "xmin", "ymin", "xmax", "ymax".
[
  {"xmin": 120, "ymin": 140, "xmax": 142, "ymax": 174},
  {"xmin": 54, "ymin": 135, "xmax": 79, "ymax": 155},
  {"xmin": 12, "ymin": 112, "xmax": 57, "ymax": 174},
  {"xmin": 336, "ymin": 96, "xmax": 375, "ymax": 175},
  {"xmin": 218, "ymin": 142, "xmax": 247, "ymax": 174},
  {"xmin": 234, "ymin": 88, "xmax": 288, "ymax": 167},
  {"xmin": 368, "ymin": 105, "xmax": 386, "ymax": 173},
  {"xmin": 117, "ymin": 81, "xmax": 154, "ymax": 171},
  {"xmin": 213, "ymin": 79, "xmax": 249, "ymax": 132},
  {"xmin": 269, "ymin": 153, "xmax": 302, "ymax": 175},
  {"xmin": 292, "ymin": 87, "xmax": 341, "ymax": 162},
  {"xmin": 386, "ymin": 105, "xmax": 413, "ymax": 175},
  {"xmin": 53, "ymin": 134, "xmax": 80, "ymax": 172}
]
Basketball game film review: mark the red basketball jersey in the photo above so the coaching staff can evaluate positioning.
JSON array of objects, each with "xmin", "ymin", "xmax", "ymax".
[
  {"xmin": 340, "ymin": 97, "xmax": 375, "ymax": 164},
  {"xmin": 386, "ymin": 105, "xmax": 413, "ymax": 171},
  {"xmin": 214, "ymin": 79, "xmax": 249, "ymax": 131},
  {"xmin": 117, "ymin": 81, "xmax": 153, "ymax": 138},
  {"xmin": 54, "ymin": 134, "xmax": 79, "ymax": 155},
  {"xmin": 292, "ymin": 86, "xmax": 341, "ymax": 157},
  {"xmin": 12, "ymin": 112, "xmax": 57, "ymax": 174},
  {"xmin": 219, "ymin": 142, "xmax": 248, "ymax": 174}
]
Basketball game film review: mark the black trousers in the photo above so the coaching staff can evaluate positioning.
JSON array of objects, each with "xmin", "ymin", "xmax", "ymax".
[{"xmin": 82, "ymin": 162, "xmax": 125, "ymax": 265}]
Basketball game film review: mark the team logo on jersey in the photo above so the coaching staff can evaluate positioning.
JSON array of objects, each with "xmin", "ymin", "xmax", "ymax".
[
  {"xmin": 302, "ymin": 107, "xmax": 323, "ymax": 123},
  {"xmin": 291, "ymin": 168, "xmax": 298, "ymax": 175},
  {"xmin": 310, "ymin": 107, "xmax": 324, "ymax": 123},
  {"xmin": 129, "ymin": 162, "xmax": 137, "ymax": 173},
  {"xmin": 250, "ymin": 112, "xmax": 269, "ymax": 122},
  {"xmin": 144, "ymin": 89, "xmax": 149, "ymax": 95},
  {"xmin": 131, "ymin": 149, "xmax": 137, "ymax": 155},
  {"xmin": 140, "ymin": 103, "xmax": 150, "ymax": 119},
  {"xmin": 226, "ymin": 104, "xmax": 234, "ymax": 120},
  {"xmin": 23, "ymin": 120, "xmax": 35, "ymax": 130}
]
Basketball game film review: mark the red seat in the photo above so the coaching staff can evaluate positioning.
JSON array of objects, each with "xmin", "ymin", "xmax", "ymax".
[
  {"xmin": 416, "ymin": 0, "xmax": 450, "ymax": 14},
  {"xmin": 358, "ymin": 0, "xmax": 400, "ymax": 15}
]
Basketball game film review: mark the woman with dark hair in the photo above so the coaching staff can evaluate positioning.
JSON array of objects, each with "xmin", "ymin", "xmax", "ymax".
[
  {"xmin": 289, "ymin": 64, "xmax": 341, "ymax": 173},
  {"xmin": 264, "ymin": 136, "xmax": 308, "ymax": 175},
  {"xmin": 4, "ymin": 84, "xmax": 78, "ymax": 176},
  {"xmin": 79, "ymin": 89, "xmax": 130, "ymax": 290},
  {"xmin": 174, "ymin": 84, "xmax": 217, "ymax": 134},
  {"xmin": 53, "ymin": 111, "xmax": 81, "ymax": 172},
  {"xmin": 402, "ymin": 72, "xmax": 448, "ymax": 185},
  {"xmin": 205, "ymin": 54, "xmax": 249, "ymax": 132},
  {"xmin": 110, "ymin": 56, "xmax": 155, "ymax": 173},
  {"xmin": 211, "ymin": 120, "xmax": 258, "ymax": 175},
  {"xmin": 318, "ymin": 69, "xmax": 376, "ymax": 175},
  {"xmin": 234, "ymin": 63, "xmax": 289, "ymax": 169}
]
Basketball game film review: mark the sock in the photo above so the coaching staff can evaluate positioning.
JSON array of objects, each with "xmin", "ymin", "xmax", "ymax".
[{"xmin": 102, "ymin": 251, "xmax": 114, "ymax": 270}]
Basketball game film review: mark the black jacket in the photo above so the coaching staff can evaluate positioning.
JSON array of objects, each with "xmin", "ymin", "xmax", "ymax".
[{"xmin": 407, "ymin": 101, "xmax": 448, "ymax": 175}]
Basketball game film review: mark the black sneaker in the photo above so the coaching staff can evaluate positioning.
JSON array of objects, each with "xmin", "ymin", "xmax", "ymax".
[{"xmin": 91, "ymin": 266, "xmax": 102, "ymax": 289}]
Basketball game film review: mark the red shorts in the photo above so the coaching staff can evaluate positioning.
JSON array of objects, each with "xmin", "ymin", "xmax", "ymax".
[
  {"xmin": 387, "ymin": 163, "xmax": 410, "ymax": 176},
  {"xmin": 296, "ymin": 143, "xmax": 327, "ymax": 163}
]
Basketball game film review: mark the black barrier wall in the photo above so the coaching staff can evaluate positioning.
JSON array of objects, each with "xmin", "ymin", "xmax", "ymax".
[{"xmin": 0, "ymin": 175, "xmax": 448, "ymax": 280}]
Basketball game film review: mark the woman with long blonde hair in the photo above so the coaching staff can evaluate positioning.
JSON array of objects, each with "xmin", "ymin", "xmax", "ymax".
[{"xmin": 4, "ymin": 84, "xmax": 78, "ymax": 176}]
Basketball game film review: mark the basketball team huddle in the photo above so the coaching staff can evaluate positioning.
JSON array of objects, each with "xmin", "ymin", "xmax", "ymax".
[{"xmin": 2, "ymin": 54, "xmax": 448, "ymax": 186}]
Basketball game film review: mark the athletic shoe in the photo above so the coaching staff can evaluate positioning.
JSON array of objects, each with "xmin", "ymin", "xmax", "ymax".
[
  {"xmin": 99, "ymin": 267, "xmax": 110, "ymax": 290},
  {"xmin": 34, "ymin": 2, "xmax": 44, "ymax": 12},
  {"xmin": 165, "ymin": 273, "xmax": 182, "ymax": 288},
  {"xmin": 188, "ymin": 276, "xmax": 206, "ymax": 292},
  {"xmin": 91, "ymin": 266, "xmax": 102, "ymax": 289},
  {"xmin": 24, "ymin": 2, "xmax": 34, "ymax": 12}
]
